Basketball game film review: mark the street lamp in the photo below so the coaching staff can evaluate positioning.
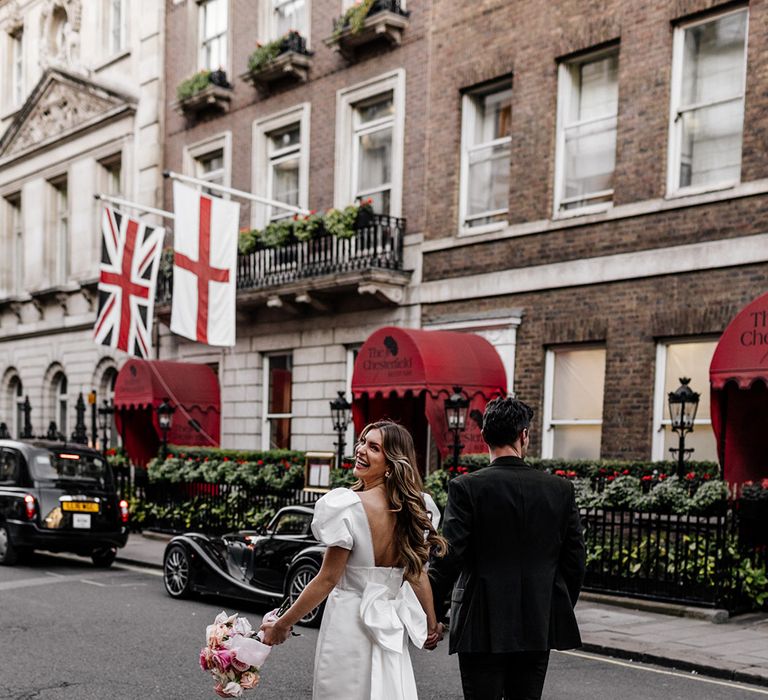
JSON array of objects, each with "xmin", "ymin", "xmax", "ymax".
[
  {"xmin": 97, "ymin": 400, "xmax": 114, "ymax": 454},
  {"xmin": 668, "ymin": 377, "xmax": 700, "ymax": 479},
  {"xmin": 330, "ymin": 391, "xmax": 351, "ymax": 469},
  {"xmin": 444, "ymin": 386, "xmax": 469, "ymax": 471},
  {"xmin": 157, "ymin": 397, "xmax": 175, "ymax": 459}
]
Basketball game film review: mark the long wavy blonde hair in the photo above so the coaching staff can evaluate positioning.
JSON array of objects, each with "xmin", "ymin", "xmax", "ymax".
[{"xmin": 352, "ymin": 420, "xmax": 447, "ymax": 582}]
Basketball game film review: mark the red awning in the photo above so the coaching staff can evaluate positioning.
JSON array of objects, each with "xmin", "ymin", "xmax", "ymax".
[
  {"xmin": 710, "ymin": 291, "xmax": 768, "ymax": 389},
  {"xmin": 710, "ymin": 291, "xmax": 768, "ymax": 485},
  {"xmin": 114, "ymin": 359, "xmax": 220, "ymax": 466},
  {"xmin": 351, "ymin": 327, "xmax": 507, "ymax": 457}
]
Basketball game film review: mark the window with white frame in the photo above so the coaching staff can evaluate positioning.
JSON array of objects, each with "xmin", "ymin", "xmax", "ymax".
[
  {"xmin": 100, "ymin": 154, "xmax": 123, "ymax": 197},
  {"xmin": 652, "ymin": 339, "xmax": 718, "ymax": 462},
  {"xmin": 459, "ymin": 82, "xmax": 512, "ymax": 231},
  {"xmin": 50, "ymin": 177, "xmax": 69, "ymax": 285},
  {"xmin": 668, "ymin": 8, "xmax": 748, "ymax": 193},
  {"xmin": 336, "ymin": 71, "xmax": 405, "ymax": 216},
  {"xmin": 542, "ymin": 347, "xmax": 606, "ymax": 459},
  {"xmin": 108, "ymin": 0, "xmax": 126, "ymax": 55},
  {"xmin": 184, "ymin": 133, "xmax": 232, "ymax": 198},
  {"xmin": 199, "ymin": 0, "xmax": 228, "ymax": 71},
  {"xmin": 262, "ymin": 353, "xmax": 293, "ymax": 450},
  {"xmin": 9, "ymin": 29, "xmax": 23, "ymax": 108},
  {"xmin": 7, "ymin": 375, "xmax": 23, "ymax": 439},
  {"xmin": 555, "ymin": 50, "xmax": 619, "ymax": 214},
  {"xmin": 268, "ymin": 0, "xmax": 308, "ymax": 40},
  {"xmin": 52, "ymin": 372, "xmax": 68, "ymax": 436},
  {"xmin": 252, "ymin": 104, "xmax": 310, "ymax": 227},
  {"xmin": 5, "ymin": 194, "xmax": 22, "ymax": 295}
]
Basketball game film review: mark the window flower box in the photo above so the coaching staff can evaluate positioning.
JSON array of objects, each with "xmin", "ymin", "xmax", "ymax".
[
  {"xmin": 242, "ymin": 31, "xmax": 313, "ymax": 88},
  {"xmin": 325, "ymin": 0, "xmax": 410, "ymax": 59},
  {"xmin": 174, "ymin": 69, "xmax": 232, "ymax": 117}
]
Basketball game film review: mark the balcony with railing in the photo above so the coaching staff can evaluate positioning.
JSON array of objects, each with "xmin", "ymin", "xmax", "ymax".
[{"xmin": 156, "ymin": 214, "xmax": 409, "ymax": 309}]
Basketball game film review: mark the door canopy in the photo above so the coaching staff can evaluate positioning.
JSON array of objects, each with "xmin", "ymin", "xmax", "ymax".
[
  {"xmin": 113, "ymin": 359, "xmax": 221, "ymax": 466},
  {"xmin": 710, "ymin": 291, "xmax": 768, "ymax": 485},
  {"xmin": 352, "ymin": 327, "xmax": 507, "ymax": 457}
]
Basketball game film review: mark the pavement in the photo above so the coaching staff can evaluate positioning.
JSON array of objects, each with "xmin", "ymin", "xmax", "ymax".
[{"xmin": 118, "ymin": 532, "xmax": 768, "ymax": 688}]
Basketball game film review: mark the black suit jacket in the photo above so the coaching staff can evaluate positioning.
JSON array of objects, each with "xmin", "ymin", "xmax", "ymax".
[{"xmin": 429, "ymin": 456, "xmax": 585, "ymax": 654}]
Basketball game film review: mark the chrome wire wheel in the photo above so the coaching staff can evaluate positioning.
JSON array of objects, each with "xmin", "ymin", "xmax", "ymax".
[
  {"xmin": 0, "ymin": 527, "xmax": 8, "ymax": 561},
  {"xmin": 288, "ymin": 563, "xmax": 322, "ymax": 626},
  {"xmin": 164, "ymin": 545, "xmax": 191, "ymax": 598}
]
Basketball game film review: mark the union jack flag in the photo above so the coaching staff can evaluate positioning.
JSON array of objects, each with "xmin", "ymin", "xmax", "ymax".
[{"xmin": 93, "ymin": 206, "xmax": 165, "ymax": 358}]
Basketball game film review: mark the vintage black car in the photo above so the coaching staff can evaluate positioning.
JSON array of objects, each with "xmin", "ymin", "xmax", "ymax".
[
  {"xmin": 0, "ymin": 440, "xmax": 130, "ymax": 567},
  {"xmin": 163, "ymin": 503, "xmax": 326, "ymax": 626}
]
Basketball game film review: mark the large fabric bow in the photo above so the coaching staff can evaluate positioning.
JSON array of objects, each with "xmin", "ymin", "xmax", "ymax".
[{"xmin": 359, "ymin": 580, "xmax": 428, "ymax": 653}]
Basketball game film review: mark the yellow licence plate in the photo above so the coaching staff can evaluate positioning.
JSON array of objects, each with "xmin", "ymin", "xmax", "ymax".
[{"xmin": 62, "ymin": 501, "xmax": 99, "ymax": 513}]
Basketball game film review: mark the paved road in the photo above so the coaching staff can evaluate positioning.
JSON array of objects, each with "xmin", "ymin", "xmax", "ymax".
[{"xmin": 1, "ymin": 553, "xmax": 767, "ymax": 699}]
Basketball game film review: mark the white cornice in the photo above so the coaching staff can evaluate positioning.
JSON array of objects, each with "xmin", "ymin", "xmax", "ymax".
[{"xmin": 410, "ymin": 233, "xmax": 768, "ymax": 305}]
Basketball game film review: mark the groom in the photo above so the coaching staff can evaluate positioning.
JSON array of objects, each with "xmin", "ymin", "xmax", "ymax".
[{"xmin": 428, "ymin": 396, "xmax": 585, "ymax": 700}]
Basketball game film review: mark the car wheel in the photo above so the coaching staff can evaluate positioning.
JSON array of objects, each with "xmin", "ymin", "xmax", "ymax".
[
  {"xmin": 0, "ymin": 524, "xmax": 18, "ymax": 566},
  {"xmin": 91, "ymin": 546, "xmax": 117, "ymax": 568},
  {"xmin": 164, "ymin": 544, "xmax": 192, "ymax": 599},
  {"xmin": 287, "ymin": 562, "xmax": 324, "ymax": 627}
]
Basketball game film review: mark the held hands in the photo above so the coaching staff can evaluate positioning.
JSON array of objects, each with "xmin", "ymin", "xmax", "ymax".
[{"xmin": 423, "ymin": 622, "xmax": 445, "ymax": 651}]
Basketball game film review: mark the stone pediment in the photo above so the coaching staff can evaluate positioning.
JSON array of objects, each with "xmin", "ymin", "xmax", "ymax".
[{"xmin": 0, "ymin": 67, "xmax": 136, "ymax": 159}]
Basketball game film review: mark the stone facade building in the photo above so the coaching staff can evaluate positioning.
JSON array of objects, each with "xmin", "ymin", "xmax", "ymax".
[
  {"xmin": 161, "ymin": 0, "xmax": 767, "ymax": 465},
  {"xmin": 0, "ymin": 0, "xmax": 164, "ymax": 440}
]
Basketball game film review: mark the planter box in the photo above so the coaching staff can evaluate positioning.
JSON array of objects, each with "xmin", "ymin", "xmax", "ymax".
[
  {"xmin": 325, "ymin": 10, "xmax": 410, "ymax": 59},
  {"xmin": 174, "ymin": 83, "xmax": 232, "ymax": 117},
  {"xmin": 242, "ymin": 51, "xmax": 313, "ymax": 88}
]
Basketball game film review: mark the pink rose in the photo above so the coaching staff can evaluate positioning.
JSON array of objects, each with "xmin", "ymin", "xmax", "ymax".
[
  {"xmin": 230, "ymin": 655, "xmax": 250, "ymax": 673},
  {"xmin": 212, "ymin": 649, "xmax": 234, "ymax": 672},
  {"xmin": 199, "ymin": 647, "xmax": 214, "ymax": 670},
  {"xmin": 239, "ymin": 672, "xmax": 260, "ymax": 689}
]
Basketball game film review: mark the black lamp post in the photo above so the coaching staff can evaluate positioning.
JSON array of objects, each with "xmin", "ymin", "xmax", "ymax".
[
  {"xmin": 21, "ymin": 396, "xmax": 33, "ymax": 439},
  {"xmin": 97, "ymin": 400, "xmax": 114, "ymax": 454},
  {"xmin": 71, "ymin": 393, "xmax": 88, "ymax": 444},
  {"xmin": 330, "ymin": 391, "xmax": 352, "ymax": 469},
  {"xmin": 444, "ymin": 386, "xmax": 469, "ymax": 470},
  {"xmin": 157, "ymin": 397, "xmax": 175, "ymax": 459},
  {"xmin": 668, "ymin": 377, "xmax": 700, "ymax": 479}
]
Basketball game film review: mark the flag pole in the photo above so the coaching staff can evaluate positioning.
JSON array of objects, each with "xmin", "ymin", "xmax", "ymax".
[
  {"xmin": 94, "ymin": 193, "xmax": 175, "ymax": 220},
  {"xmin": 163, "ymin": 170, "xmax": 310, "ymax": 215}
]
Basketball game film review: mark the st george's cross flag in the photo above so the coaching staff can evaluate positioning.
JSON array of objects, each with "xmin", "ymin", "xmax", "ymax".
[
  {"xmin": 170, "ymin": 181, "xmax": 239, "ymax": 346},
  {"xmin": 93, "ymin": 206, "xmax": 165, "ymax": 358}
]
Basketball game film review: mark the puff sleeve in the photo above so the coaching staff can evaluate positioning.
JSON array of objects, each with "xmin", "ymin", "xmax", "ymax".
[{"xmin": 311, "ymin": 488, "xmax": 357, "ymax": 549}]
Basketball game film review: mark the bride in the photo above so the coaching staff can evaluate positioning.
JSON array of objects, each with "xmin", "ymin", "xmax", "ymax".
[{"xmin": 259, "ymin": 420, "xmax": 446, "ymax": 699}]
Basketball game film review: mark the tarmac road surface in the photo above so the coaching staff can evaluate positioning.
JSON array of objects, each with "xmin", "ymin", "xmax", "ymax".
[{"xmin": 0, "ymin": 552, "xmax": 766, "ymax": 699}]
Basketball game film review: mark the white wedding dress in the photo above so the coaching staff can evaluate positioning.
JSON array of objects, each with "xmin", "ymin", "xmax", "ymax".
[{"xmin": 310, "ymin": 487, "xmax": 436, "ymax": 700}]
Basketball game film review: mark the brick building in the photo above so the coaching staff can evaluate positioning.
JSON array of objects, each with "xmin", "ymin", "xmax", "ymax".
[{"xmin": 158, "ymin": 0, "xmax": 765, "ymax": 465}]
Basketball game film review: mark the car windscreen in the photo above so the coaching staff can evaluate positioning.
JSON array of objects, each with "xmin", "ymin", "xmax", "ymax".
[{"xmin": 30, "ymin": 450, "xmax": 113, "ymax": 488}]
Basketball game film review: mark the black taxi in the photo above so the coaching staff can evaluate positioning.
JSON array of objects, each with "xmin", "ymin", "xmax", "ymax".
[{"xmin": 0, "ymin": 440, "xmax": 129, "ymax": 567}]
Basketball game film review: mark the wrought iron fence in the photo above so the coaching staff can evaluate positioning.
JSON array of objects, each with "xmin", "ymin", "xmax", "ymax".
[
  {"xmin": 580, "ymin": 507, "xmax": 766, "ymax": 612},
  {"xmin": 156, "ymin": 214, "xmax": 405, "ymax": 304}
]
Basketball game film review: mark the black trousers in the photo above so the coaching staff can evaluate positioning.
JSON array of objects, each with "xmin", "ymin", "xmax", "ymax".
[{"xmin": 458, "ymin": 651, "xmax": 550, "ymax": 700}]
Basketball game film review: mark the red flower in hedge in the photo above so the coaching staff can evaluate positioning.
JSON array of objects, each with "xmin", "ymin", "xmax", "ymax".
[
  {"xmin": 257, "ymin": 459, "xmax": 264, "ymax": 466},
  {"xmin": 555, "ymin": 469, "xmax": 566, "ymax": 476},
  {"xmin": 458, "ymin": 466, "xmax": 468, "ymax": 474},
  {"xmin": 566, "ymin": 470, "xmax": 577, "ymax": 478},
  {"xmin": 222, "ymin": 457, "xmax": 229, "ymax": 462},
  {"xmin": 685, "ymin": 472, "xmax": 696, "ymax": 481},
  {"xmin": 702, "ymin": 473, "xmax": 711, "ymax": 480},
  {"xmin": 641, "ymin": 475, "xmax": 653, "ymax": 482},
  {"xmin": 658, "ymin": 473, "xmax": 667, "ymax": 481},
  {"xmin": 761, "ymin": 478, "xmax": 768, "ymax": 489},
  {"xmin": 607, "ymin": 475, "xmax": 615, "ymax": 482},
  {"xmin": 622, "ymin": 469, "xmax": 630, "ymax": 475}
]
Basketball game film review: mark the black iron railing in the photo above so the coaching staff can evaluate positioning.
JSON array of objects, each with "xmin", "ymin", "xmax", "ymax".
[
  {"xmin": 580, "ymin": 507, "xmax": 765, "ymax": 611},
  {"xmin": 157, "ymin": 214, "xmax": 405, "ymax": 303}
]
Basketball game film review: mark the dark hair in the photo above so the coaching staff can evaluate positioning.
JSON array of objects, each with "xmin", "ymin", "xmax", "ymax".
[{"xmin": 481, "ymin": 397, "xmax": 534, "ymax": 448}]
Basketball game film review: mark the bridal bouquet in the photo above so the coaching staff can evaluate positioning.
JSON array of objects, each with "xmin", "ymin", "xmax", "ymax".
[{"xmin": 200, "ymin": 610, "xmax": 273, "ymax": 697}]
